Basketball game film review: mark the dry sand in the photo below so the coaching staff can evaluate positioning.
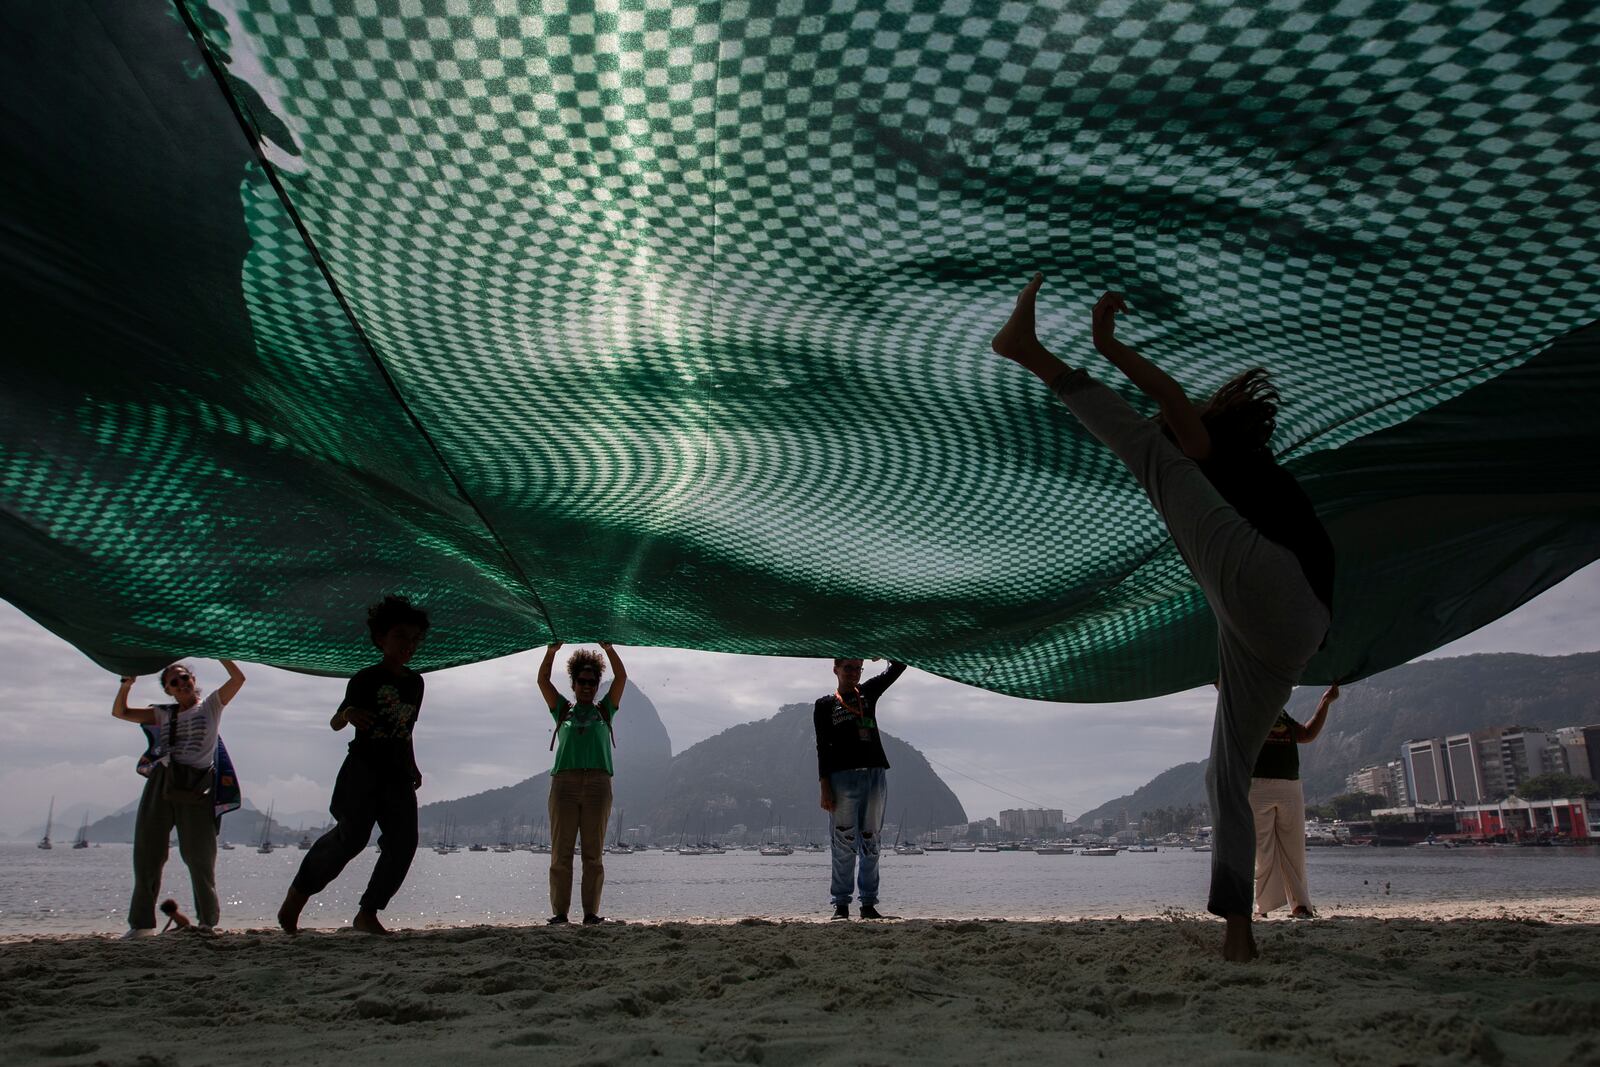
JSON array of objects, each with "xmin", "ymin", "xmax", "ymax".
[{"xmin": 4, "ymin": 901, "xmax": 1599, "ymax": 1066}]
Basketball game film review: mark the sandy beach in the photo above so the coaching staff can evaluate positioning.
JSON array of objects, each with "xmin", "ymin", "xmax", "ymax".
[{"xmin": 4, "ymin": 899, "xmax": 1598, "ymax": 1066}]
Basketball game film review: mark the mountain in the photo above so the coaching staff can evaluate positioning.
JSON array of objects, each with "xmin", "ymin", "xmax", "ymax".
[
  {"xmin": 416, "ymin": 680, "xmax": 673, "ymax": 842},
  {"xmin": 80, "ymin": 798, "xmax": 305, "ymax": 846},
  {"xmin": 1074, "ymin": 761, "xmax": 1208, "ymax": 830},
  {"xmin": 1074, "ymin": 651, "xmax": 1600, "ymax": 825},
  {"xmin": 643, "ymin": 703, "xmax": 967, "ymax": 841}
]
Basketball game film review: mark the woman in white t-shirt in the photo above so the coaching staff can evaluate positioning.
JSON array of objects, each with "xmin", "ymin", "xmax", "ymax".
[{"xmin": 113, "ymin": 659, "xmax": 245, "ymax": 936}]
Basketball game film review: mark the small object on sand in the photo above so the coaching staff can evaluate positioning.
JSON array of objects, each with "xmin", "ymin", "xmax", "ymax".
[{"xmin": 159, "ymin": 899, "xmax": 191, "ymax": 932}]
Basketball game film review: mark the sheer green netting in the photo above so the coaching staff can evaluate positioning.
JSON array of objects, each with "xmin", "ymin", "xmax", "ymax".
[{"xmin": 2, "ymin": 1, "xmax": 1597, "ymax": 699}]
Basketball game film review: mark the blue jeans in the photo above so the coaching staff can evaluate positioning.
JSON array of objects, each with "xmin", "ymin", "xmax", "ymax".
[{"xmin": 828, "ymin": 768, "xmax": 887, "ymax": 906}]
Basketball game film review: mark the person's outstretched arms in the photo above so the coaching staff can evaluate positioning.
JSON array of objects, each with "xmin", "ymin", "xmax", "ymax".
[
  {"xmin": 537, "ymin": 642, "xmax": 563, "ymax": 711},
  {"xmin": 216, "ymin": 659, "xmax": 246, "ymax": 706},
  {"xmin": 600, "ymin": 642, "xmax": 627, "ymax": 708},
  {"xmin": 862, "ymin": 660, "xmax": 907, "ymax": 700},
  {"xmin": 111, "ymin": 676, "xmax": 158, "ymax": 725},
  {"xmin": 1296, "ymin": 683, "xmax": 1340, "ymax": 743},
  {"xmin": 1090, "ymin": 292, "xmax": 1211, "ymax": 460}
]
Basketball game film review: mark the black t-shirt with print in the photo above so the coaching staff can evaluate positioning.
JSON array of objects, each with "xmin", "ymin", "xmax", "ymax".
[
  {"xmin": 1252, "ymin": 711, "xmax": 1301, "ymax": 780},
  {"xmin": 342, "ymin": 664, "xmax": 424, "ymax": 776},
  {"xmin": 813, "ymin": 662, "xmax": 907, "ymax": 780}
]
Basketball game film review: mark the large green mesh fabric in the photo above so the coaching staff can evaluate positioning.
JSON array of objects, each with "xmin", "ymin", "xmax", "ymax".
[{"xmin": 2, "ymin": 1, "xmax": 1597, "ymax": 699}]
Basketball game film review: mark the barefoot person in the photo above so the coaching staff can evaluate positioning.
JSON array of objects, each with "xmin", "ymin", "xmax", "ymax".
[
  {"xmin": 113, "ymin": 659, "xmax": 247, "ymax": 937},
  {"xmin": 278, "ymin": 596, "xmax": 429, "ymax": 935},
  {"xmin": 815, "ymin": 658, "xmax": 907, "ymax": 921},
  {"xmin": 536, "ymin": 642, "xmax": 627, "ymax": 925},
  {"xmin": 1253, "ymin": 683, "xmax": 1339, "ymax": 919},
  {"xmin": 990, "ymin": 276, "xmax": 1334, "ymax": 961}
]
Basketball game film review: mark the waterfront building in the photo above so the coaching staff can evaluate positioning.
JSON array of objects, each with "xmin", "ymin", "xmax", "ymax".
[
  {"xmin": 1456, "ymin": 796, "xmax": 1594, "ymax": 841},
  {"xmin": 1346, "ymin": 761, "xmax": 1405, "ymax": 805},
  {"xmin": 999, "ymin": 808, "xmax": 1065, "ymax": 836}
]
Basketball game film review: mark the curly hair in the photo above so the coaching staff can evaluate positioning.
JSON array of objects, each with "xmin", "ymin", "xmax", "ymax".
[
  {"xmin": 367, "ymin": 595, "xmax": 431, "ymax": 647},
  {"xmin": 1199, "ymin": 367, "xmax": 1279, "ymax": 456},
  {"xmin": 566, "ymin": 648, "xmax": 606, "ymax": 682}
]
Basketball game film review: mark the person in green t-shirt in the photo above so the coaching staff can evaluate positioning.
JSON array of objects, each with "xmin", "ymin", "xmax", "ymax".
[{"xmin": 536, "ymin": 641, "xmax": 626, "ymax": 925}]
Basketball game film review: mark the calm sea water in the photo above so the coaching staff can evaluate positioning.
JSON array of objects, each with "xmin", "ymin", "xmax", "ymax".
[{"xmin": 2, "ymin": 843, "xmax": 1595, "ymax": 935}]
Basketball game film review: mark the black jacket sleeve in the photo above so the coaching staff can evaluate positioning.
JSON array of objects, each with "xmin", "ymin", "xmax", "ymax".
[
  {"xmin": 862, "ymin": 661, "xmax": 907, "ymax": 701},
  {"xmin": 814, "ymin": 697, "xmax": 832, "ymax": 781}
]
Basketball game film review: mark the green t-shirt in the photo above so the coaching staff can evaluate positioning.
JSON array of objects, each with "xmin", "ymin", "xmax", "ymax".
[{"xmin": 550, "ymin": 695, "xmax": 617, "ymax": 775}]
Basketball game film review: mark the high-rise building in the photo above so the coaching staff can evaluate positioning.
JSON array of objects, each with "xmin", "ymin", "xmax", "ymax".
[
  {"xmin": 1582, "ymin": 725, "xmax": 1600, "ymax": 780},
  {"xmin": 1402, "ymin": 738, "xmax": 1453, "ymax": 805},
  {"xmin": 998, "ymin": 808, "xmax": 1064, "ymax": 835},
  {"xmin": 1346, "ymin": 763, "xmax": 1402, "ymax": 805},
  {"xmin": 1446, "ymin": 732, "xmax": 1493, "ymax": 805},
  {"xmin": 1556, "ymin": 727, "xmax": 1590, "ymax": 781},
  {"xmin": 1498, "ymin": 728, "xmax": 1555, "ymax": 793}
]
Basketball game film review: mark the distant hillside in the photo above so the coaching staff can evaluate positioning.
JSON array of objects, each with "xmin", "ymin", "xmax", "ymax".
[
  {"xmin": 1075, "ymin": 651, "xmax": 1600, "ymax": 825},
  {"xmin": 417, "ymin": 681, "xmax": 673, "ymax": 842},
  {"xmin": 1075, "ymin": 761, "xmax": 1208, "ymax": 829},
  {"xmin": 644, "ymin": 703, "xmax": 967, "ymax": 840}
]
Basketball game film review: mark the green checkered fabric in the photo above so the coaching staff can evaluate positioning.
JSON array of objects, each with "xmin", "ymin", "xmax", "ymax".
[{"xmin": 2, "ymin": 0, "xmax": 1597, "ymax": 698}]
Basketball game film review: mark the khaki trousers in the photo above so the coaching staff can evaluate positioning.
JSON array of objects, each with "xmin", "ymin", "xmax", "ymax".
[
  {"xmin": 548, "ymin": 770, "xmax": 612, "ymax": 918},
  {"xmin": 1251, "ymin": 776, "xmax": 1311, "ymax": 915}
]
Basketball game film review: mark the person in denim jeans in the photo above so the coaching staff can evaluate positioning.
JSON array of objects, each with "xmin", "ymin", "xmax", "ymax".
[{"xmin": 814, "ymin": 658, "xmax": 906, "ymax": 920}]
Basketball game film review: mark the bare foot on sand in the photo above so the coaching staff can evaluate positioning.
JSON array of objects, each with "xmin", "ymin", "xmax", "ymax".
[
  {"xmin": 990, "ymin": 273, "xmax": 1051, "ymax": 363},
  {"xmin": 352, "ymin": 909, "xmax": 391, "ymax": 935},
  {"xmin": 277, "ymin": 887, "xmax": 308, "ymax": 935},
  {"xmin": 1222, "ymin": 915, "xmax": 1259, "ymax": 962}
]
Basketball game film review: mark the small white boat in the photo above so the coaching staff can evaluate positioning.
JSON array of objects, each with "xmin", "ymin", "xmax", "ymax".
[
  {"xmin": 1034, "ymin": 845, "xmax": 1074, "ymax": 855},
  {"xmin": 1124, "ymin": 845, "xmax": 1157, "ymax": 853},
  {"xmin": 893, "ymin": 843, "xmax": 925, "ymax": 855},
  {"xmin": 1190, "ymin": 844, "xmax": 1212, "ymax": 852},
  {"xmin": 72, "ymin": 814, "xmax": 90, "ymax": 850},
  {"xmin": 948, "ymin": 843, "xmax": 977, "ymax": 853},
  {"xmin": 976, "ymin": 844, "xmax": 1000, "ymax": 853},
  {"xmin": 758, "ymin": 844, "xmax": 793, "ymax": 856},
  {"xmin": 1081, "ymin": 846, "xmax": 1119, "ymax": 857},
  {"xmin": 923, "ymin": 837, "xmax": 950, "ymax": 852}
]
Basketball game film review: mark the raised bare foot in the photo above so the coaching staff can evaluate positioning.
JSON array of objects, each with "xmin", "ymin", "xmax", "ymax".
[
  {"xmin": 277, "ymin": 887, "xmax": 308, "ymax": 935},
  {"xmin": 1222, "ymin": 914, "xmax": 1259, "ymax": 962},
  {"xmin": 990, "ymin": 272, "xmax": 1050, "ymax": 363},
  {"xmin": 352, "ymin": 910, "xmax": 391, "ymax": 936}
]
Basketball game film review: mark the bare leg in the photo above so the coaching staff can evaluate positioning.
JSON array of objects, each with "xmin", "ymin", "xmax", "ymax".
[
  {"xmin": 990, "ymin": 273, "xmax": 1054, "ymax": 366},
  {"xmin": 1223, "ymin": 916, "xmax": 1259, "ymax": 962},
  {"xmin": 277, "ymin": 886, "xmax": 308, "ymax": 934},
  {"xmin": 352, "ymin": 908, "xmax": 390, "ymax": 935}
]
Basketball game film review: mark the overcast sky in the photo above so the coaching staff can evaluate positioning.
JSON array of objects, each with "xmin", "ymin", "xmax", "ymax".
[{"xmin": 4, "ymin": 560, "xmax": 1597, "ymax": 838}]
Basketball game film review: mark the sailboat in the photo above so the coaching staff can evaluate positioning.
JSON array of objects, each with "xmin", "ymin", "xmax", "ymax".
[
  {"xmin": 604, "ymin": 810, "xmax": 632, "ymax": 854},
  {"xmin": 892, "ymin": 811, "xmax": 923, "ymax": 855},
  {"xmin": 72, "ymin": 813, "xmax": 89, "ymax": 850},
  {"xmin": 256, "ymin": 801, "xmax": 275, "ymax": 853},
  {"xmin": 36, "ymin": 797, "xmax": 53, "ymax": 850}
]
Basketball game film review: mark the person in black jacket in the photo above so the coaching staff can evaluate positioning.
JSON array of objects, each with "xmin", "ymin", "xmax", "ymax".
[{"xmin": 814, "ymin": 658, "xmax": 906, "ymax": 920}]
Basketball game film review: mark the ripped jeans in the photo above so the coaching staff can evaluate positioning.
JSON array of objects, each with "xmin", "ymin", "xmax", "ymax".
[{"xmin": 828, "ymin": 768, "xmax": 887, "ymax": 907}]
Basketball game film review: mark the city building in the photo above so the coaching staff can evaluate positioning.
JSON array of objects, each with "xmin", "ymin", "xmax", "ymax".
[
  {"xmin": 1583, "ymin": 726, "xmax": 1600, "ymax": 780},
  {"xmin": 1402, "ymin": 738, "xmax": 1453, "ymax": 805},
  {"xmin": 998, "ymin": 808, "xmax": 1064, "ymax": 836},
  {"xmin": 1346, "ymin": 761, "xmax": 1405, "ymax": 805},
  {"xmin": 1555, "ymin": 726, "xmax": 1593, "ymax": 781},
  {"xmin": 1456, "ymin": 796, "xmax": 1594, "ymax": 841}
]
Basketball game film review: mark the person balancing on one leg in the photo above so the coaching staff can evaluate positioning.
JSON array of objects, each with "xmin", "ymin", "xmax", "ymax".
[
  {"xmin": 815, "ymin": 657, "xmax": 906, "ymax": 921},
  {"xmin": 278, "ymin": 596, "xmax": 430, "ymax": 935},
  {"xmin": 990, "ymin": 275, "xmax": 1334, "ymax": 962}
]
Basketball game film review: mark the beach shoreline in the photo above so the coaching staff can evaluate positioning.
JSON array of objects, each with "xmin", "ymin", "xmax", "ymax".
[{"xmin": 4, "ymin": 899, "xmax": 1598, "ymax": 1066}]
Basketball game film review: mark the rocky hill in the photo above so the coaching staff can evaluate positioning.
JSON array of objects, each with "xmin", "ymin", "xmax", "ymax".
[{"xmin": 1075, "ymin": 651, "xmax": 1600, "ymax": 825}]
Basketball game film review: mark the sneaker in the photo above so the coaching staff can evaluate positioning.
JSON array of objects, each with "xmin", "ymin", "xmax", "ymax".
[
  {"xmin": 546, "ymin": 914, "xmax": 569, "ymax": 925},
  {"xmin": 858, "ymin": 904, "xmax": 884, "ymax": 920},
  {"xmin": 581, "ymin": 914, "xmax": 605, "ymax": 925},
  {"xmin": 830, "ymin": 903, "xmax": 850, "ymax": 921},
  {"xmin": 121, "ymin": 927, "xmax": 156, "ymax": 940}
]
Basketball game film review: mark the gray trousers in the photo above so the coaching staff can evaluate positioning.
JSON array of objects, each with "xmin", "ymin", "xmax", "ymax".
[
  {"xmin": 1053, "ymin": 370, "xmax": 1329, "ymax": 917},
  {"xmin": 128, "ymin": 764, "xmax": 220, "ymax": 929}
]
